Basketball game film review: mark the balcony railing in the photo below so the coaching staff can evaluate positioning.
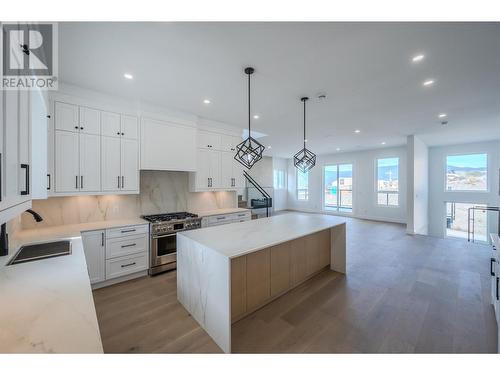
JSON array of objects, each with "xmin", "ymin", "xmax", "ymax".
[
  {"xmin": 324, "ymin": 188, "xmax": 352, "ymax": 211},
  {"xmin": 377, "ymin": 190, "xmax": 399, "ymax": 206}
]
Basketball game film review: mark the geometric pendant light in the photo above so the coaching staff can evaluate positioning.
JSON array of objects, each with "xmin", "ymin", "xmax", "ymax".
[
  {"xmin": 234, "ymin": 67, "xmax": 265, "ymax": 169},
  {"xmin": 293, "ymin": 97, "xmax": 316, "ymax": 173}
]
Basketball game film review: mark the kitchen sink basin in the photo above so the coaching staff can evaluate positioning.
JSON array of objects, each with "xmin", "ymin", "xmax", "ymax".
[{"xmin": 8, "ymin": 240, "xmax": 72, "ymax": 265}]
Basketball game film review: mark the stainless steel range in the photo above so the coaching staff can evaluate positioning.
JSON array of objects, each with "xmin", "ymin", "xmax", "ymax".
[{"xmin": 141, "ymin": 212, "xmax": 202, "ymax": 275}]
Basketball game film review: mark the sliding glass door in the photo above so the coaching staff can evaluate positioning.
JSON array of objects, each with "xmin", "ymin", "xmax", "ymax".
[{"xmin": 324, "ymin": 164, "xmax": 353, "ymax": 212}]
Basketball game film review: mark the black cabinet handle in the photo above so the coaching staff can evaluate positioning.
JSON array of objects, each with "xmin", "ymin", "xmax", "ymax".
[
  {"xmin": 497, "ymin": 276, "xmax": 499, "ymax": 301},
  {"xmin": 80, "ymin": 127, "xmax": 84, "ymax": 130},
  {"xmin": 121, "ymin": 262, "xmax": 136, "ymax": 268},
  {"xmin": 121, "ymin": 228, "xmax": 136, "ymax": 233},
  {"xmin": 117, "ymin": 132, "xmax": 120, "ymax": 135},
  {"xmin": 117, "ymin": 176, "xmax": 120, "ymax": 189},
  {"xmin": 47, "ymin": 174, "xmax": 51, "ymax": 190},
  {"xmin": 81, "ymin": 176, "xmax": 83, "ymax": 189},
  {"xmin": 0, "ymin": 153, "xmax": 2, "ymax": 202},
  {"xmin": 121, "ymin": 176, "xmax": 124, "ymax": 189},
  {"xmin": 74, "ymin": 126, "xmax": 79, "ymax": 129},
  {"xmin": 491, "ymin": 258, "xmax": 496, "ymax": 276},
  {"xmin": 121, "ymin": 243, "xmax": 136, "ymax": 248},
  {"xmin": 101, "ymin": 232, "xmax": 104, "ymax": 247},
  {"xmin": 76, "ymin": 175, "xmax": 79, "ymax": 189},
  {"xmin": 20, "ymin": 164, "xmax": 29, "ymax": 195}
]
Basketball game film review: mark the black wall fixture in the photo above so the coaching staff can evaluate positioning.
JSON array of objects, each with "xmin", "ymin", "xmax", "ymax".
[
  {"xmin": 293, "ymin": 97, "xmax": 316, "ymax": 173},
  {"xmin": 234, "ymin": 67, "xmax": 265, "ymax": 169}
]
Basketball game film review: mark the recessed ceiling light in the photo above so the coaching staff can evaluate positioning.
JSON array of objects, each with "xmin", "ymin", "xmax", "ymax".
[
  {"xmin": 253, "ymin": 115, "xmax": 260, "ymax": 119},
  {"xmin": 203, "ymin": 99, "xmax": 211, "ymax": 104},
  {"xmin": 381, "ymin": 141, "xmax": 386, "ymax": 145},
  {"xmin": 304, "ymin": 139, "xmax": 308, "ymax": 143},
  {"xmin": 412, "ymin": 54, "xmax": 425, "ymax": 63},
  {"xmin": 267, "ymin": 145, "xmax": 272, "ymax": 149},
  {"xmin": 422, "ymin": 79, "xmax": 435, "ymax": 86},
  {"xmin": 354, "ymin": 129, "xmax": 361, "ymax": 133},
  {"xmin": 438, "ymin": 113, "xmax": 447, "ymax": 118},
  {"xmin": 336, "ymin": 147, "xmax": 341, "ymax": 151},
  {"xmin": 123, "ymin": 73, "xmax": 133, "ymax": 80}
]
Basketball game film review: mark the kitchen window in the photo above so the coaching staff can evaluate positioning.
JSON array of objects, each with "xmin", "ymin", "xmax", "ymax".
[
  {"xmin": 296, "ymin": 170, "xmax": 309, "ymax": 201},
  {"xmin": 323, "ymin": 164, "xmax": 353, "ymax": 212},
  {"xmin": 377, "ymin": 157, "xmax": 399, "ymax": 206},
  {"xmin": 445, "ymin": 153, "xmax": 487, "ymax": 191}
]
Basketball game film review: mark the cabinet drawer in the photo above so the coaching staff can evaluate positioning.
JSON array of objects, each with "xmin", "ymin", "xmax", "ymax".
[
  {"xmin": 106, "ymin": 233, "xmax": 148, "ymax": 259},
  {"xmin": 106, "ymin": 224, "xmax": 149, "ymax": 239},
  {"xmin": 208, "ymin": 215, "xmax": 232, "ymax": 225},
  {"xmin": 106, "ymin": 253, "xmax": 148, "ymax": 279},
  {"xmin": 231, "ymin": 211, "xmax": 251, "ymax": 221}
]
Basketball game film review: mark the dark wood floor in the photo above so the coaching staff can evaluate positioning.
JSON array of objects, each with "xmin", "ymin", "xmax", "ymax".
[{"xmin": 92, "ymin": 218, "xmax": 498, "ymax": 353}]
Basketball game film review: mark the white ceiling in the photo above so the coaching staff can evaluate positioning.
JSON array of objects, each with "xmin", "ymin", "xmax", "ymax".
[{"xmin": 59, "ymin": 22, "xmax": 500, "ymax": 158}]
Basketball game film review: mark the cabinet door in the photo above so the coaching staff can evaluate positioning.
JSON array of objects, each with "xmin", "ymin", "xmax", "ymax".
[
  {"xmin": 101, "ymin": 136, "xmax": 121, "ymax": 191},
  {"xmin": 220, "ymin": 134, "xmax": 240, "ymax": 152},
  {"xmin": 79, "ymin": 106, "xmax": 100, "ymax": 135},
  {"xmin": 55, "ymin": 102, "xmax": 79, "ymax": 132},
  {"xmin": 290, "ymin": 237, "xmax": 308, "ymax": 286},
  {"xmin": 79, "ymin": 133, "xmax": 101, "ymax": 192},
  {"xmin": 121, "ymin": 138, "xmax": 139, "ymax": 191},
  {"xmin": 197, "ymin": 130, "xmax": 221, "ymax": 150},
  {"xmin": 220, "ymin": 151, "xmax": 234, "ymax": 189},
  {"xmin": 82, "ymin": 230, "xmax": 106, "ymax": 284},
  {"xmin": 2, "ymin": 89, "xmax": 20, "ymax": 208},
  {"xmin": 208, "ymin": 150, "xmax": 221, "ymax": 189},
  {"xmin": 121, "ymin": 115, "xmax": 138, "ymax": 140},
  {"xmin": 270, "ymin": 242, "xmax": 291, "ymax": 297},
  {"xmin": 100, "ymin": 111, "xmax": 121, "ymax": 138},
  {"xmin": 195, "ymin": 149, "xmax": 210, "ymax": 189},
  {"xmin": 233, "ymin": 158, "xmax": 246, "ymax": 189},
  {"xmin": 18, "ymin": 90, "xmax": 31, "ymax": 201},
  {"xmin": 246, "ymin": 248, "xmax": 271, "ymax": 311},
  {"xmin": 55, "ymin": 131, "xmax": 80, "ymax": 193}
]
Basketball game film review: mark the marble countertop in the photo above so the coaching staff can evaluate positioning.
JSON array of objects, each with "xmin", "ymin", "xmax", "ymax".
[
  {"xmin": 178, "ymin": 212, "xmax": 346, "ymax": 258},
  {"xmin": 193, "ymin": 207, "xmax": 250, "ymax": 218},
  {"xmin": 0, "ymin": 218, "xmax": 146, "ymax": 353}
]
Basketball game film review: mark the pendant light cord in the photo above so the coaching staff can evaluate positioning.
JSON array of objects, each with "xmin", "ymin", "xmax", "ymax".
[
  {"xmin": 248, "ymin": 71, "xmax": 251, "ymax": 146},
  {"xmin": 303, "ymin": 98, "xmax": 306, "ymax": 149}
]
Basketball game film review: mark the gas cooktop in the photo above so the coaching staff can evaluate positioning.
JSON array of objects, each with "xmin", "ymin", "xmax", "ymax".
[{"xmin": 141, "ymin": 212, "xmax": 199, "ymax": 224}]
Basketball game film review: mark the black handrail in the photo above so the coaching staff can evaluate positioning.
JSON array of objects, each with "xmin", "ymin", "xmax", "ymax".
[{"xmin": 243, "ymin": 171, "xmax": 272, "ymax": 217}]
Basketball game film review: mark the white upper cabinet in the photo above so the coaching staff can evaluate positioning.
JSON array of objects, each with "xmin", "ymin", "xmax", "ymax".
[
  {"xmin": 55, "ymin": 102, "xmax": 79, "ymax": 132},
  {"xmin": 101, "ymin": 111, "xmax": 121, "ymax": 138},
  {"xmin": 55, "ymin": 130, "xmax": 80, "ymax": 193},
  {"xmin": 121, "ymin": 115, "xmax": 138, "ymax": 140},
  {"xmin": 101, "ymin": 136, "xmax": 121, "ymax": 191},
  {"xmin": 79, "ymin": 133, "xmax": 101, "ymax": 192},
  {"xmin": 79, "ymin": 107, "xmax": 101, "ymax": 135},
  {"xmin": 140, "ymin": 117, "xmax": 196, "ymax": 172},
  {"xmin": 197, "ymin": 130, "xmax": 221, "ymax": 150},
  {"xmin": 189, "ymin": 130, "xmax": 244, "ymax": 192},
  {"xmin": 220, "ymin": 134, "xmax": 241, "ymax": 152},
  {"xmin": 121, "ymin": 139, "xmax": 139, "ymax": 191},
  {"xmin": 51, "ymin": 99, "xmax": 140, "ymax": 196}
]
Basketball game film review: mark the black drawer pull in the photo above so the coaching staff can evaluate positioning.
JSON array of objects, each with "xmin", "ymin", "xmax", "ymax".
[
  {"xmin": 217, "ymin": 216, "xmax": 226, "ymax": 220},
  {"xmin": 20, "ymin": 164, "xmax": 29, "ymax": 195},
  {"xmin": 121, "ymin": 228, "xmax": 136, "ymax": 233},
  {"xmin": 47, "ymin": 174, "xmax": 51, "ymax": 190},
  {"xmin": 121, "ymin": 262, "xmax": 136, "ymax": 268},
  {"xmin": 491, "ymin": 258, "xmax": 496, "ymax": 276},
  {"xmin": 121, "ymin": 243, "xmax": 137, "ymax": 248},
  {"xmin": 497, "ymin": 277, "xmax": 499, "ymax": 301}
]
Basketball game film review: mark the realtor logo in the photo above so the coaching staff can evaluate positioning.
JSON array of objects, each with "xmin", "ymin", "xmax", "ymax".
[{"xmin": 1, "ymin": 22, "xmax": 58, "ymax": 90}]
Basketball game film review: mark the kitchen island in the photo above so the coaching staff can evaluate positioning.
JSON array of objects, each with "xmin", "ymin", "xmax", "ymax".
[{"xmin": 177, "ymin": 212, "xmax": 346, "ymax": 353}]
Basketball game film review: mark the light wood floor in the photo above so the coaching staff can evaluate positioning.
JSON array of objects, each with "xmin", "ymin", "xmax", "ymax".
[{"xmin": 92, "ymin": 218, "xmax": 498, "ymax": 353}]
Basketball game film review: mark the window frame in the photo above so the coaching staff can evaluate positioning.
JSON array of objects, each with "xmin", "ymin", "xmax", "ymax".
[
  {"xmin": 296, "ymin": 169, "xmax": 309, "ymax": 201},
  {"xmin": 375, "ymin": 157, "xmax": 400, "ymax": 207},
  {"xmin": 444, "ymin": 152, "xmax": 489, "ymax": 193},
  {"xmin": 322, "ymin": 163, "xmax": 353, "ymax": 213}
]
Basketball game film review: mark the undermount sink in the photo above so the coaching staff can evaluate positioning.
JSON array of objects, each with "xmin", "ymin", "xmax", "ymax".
[{"xmin": 8, "ymin": 240, "xmax": 72, "ymax": 265}]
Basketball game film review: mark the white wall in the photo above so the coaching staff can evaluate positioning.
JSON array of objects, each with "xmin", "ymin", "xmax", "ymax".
[
  {"xmin": 287, "ymin": 146, "xmax": 407, "ymax": 223},
  {"xmin": 272, "ymin": 157, "xmax": 288, "ymax": 212},
  {"xmin": 428, "ymin": 140, "xmax": 500, "ymax": 238},
  {"xmin": 407, "ymin": 135, "xmax": 429, "ymax": 235}
]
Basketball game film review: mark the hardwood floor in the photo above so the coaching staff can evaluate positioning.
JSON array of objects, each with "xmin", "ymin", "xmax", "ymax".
[{"xmin": 92, "ymin": 217, "xmax": 498, "ymax": 353}]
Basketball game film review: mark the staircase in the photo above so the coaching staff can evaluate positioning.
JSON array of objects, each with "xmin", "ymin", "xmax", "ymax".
[{"xmin": 239, "ymin": 171, "xmax": 273, "ymax": 219}]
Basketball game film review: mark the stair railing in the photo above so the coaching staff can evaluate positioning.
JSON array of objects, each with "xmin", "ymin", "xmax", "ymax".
[{"xmin": 243, "ymin": 171, "xmax": 272, "ymax": 217}]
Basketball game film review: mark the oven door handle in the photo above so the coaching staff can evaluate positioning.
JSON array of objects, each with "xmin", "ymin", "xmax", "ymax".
[{"xmin": 152, "ymin": 233, "xmax": 177, "ymax": 240}]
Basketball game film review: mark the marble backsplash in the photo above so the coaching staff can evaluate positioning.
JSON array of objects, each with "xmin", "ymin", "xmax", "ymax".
[{"xmin": 19, "ymin": 171, "xmax": 237, "ymax": 230}]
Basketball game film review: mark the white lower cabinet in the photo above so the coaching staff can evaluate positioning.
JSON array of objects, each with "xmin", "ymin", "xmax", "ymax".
[
  {"xmin": 81, "ymin": 230, "xmax": 106, "ymax": 284},
  {"xmin": 201, "ymin": 211, "xmax": 251, "ymax": 228},
  {"xmin": 82, "ymin": 224, "xmax": 149, "ymax": 288}
]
